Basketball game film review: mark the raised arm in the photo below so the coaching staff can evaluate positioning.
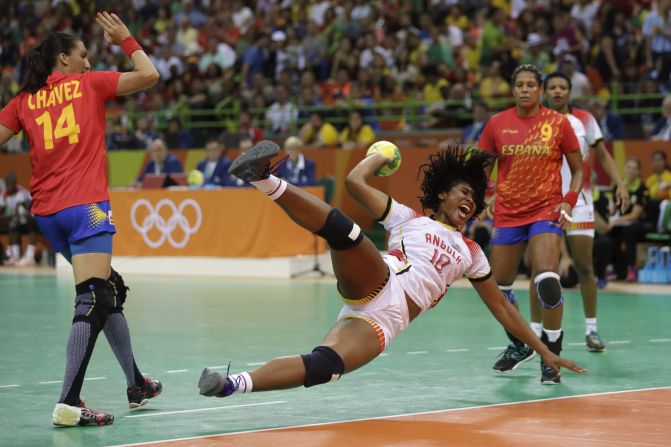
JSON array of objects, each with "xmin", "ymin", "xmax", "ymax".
[
  {"xmin": 471, "ymin": 277, "xmax": 586, "ymax": 375},
  {"xmin": 345, "ymin": 152, "xmax": 393, "ymax": 220},
  {"xmin": 95, "ymin": 12, "xmax": 159, "ymax": 96}
]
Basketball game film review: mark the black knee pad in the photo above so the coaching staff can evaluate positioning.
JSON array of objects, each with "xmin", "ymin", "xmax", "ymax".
[
  {"xmin": 74, "ymin": 277, "xmax": 116, "ymax": 331},
  {"xmin": 534, "ymin": 271, "xmax": 564, "ymax": 309},
  {"xmin": 108, "ymin": 268, "xmax": 129, "ymax": 312},
  {"xmin": 301, "ymin": 346, "xmax": 345, "ymax": 388},
  {"xmin": 316, "ymin": 208, "xmax": 363, "ymax": 250}
]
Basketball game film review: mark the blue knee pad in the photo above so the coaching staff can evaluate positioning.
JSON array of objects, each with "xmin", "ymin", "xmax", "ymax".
[
  {"xmin": 316, "ymin": 208, "xmax": 363, "ymax": 250},
  {"xmin": 535, "ymin": 271, "xmax": 564, "ymax": 309},
  {"xmin": 74, "ymin": 277, "xmax": 116, "ymax": 331},
  {"xmin": 301, "ymin": 346, "xmax": 345, "ymax": 387},
  {"xmin": 499, "ymin": 285, "xmax": 516, "ymax": 305}
]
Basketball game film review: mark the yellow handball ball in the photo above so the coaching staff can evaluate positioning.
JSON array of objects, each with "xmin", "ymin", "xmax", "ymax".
[
  {"xmin": 366, "ymin": 140, "xmax": 401, "ymax": 176},
  {"xmin": 187, "ymin": 169, "xmax": 205, "ymax": 186}
]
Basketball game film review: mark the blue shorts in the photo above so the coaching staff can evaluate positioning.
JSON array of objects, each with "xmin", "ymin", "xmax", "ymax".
[
  {"xmin": 34, "ymin": 201, "xmax": 115, "ymax": 255},
  {"xmin": 490, "ymin": 220, "xmax": 562, "ymax": 245}
]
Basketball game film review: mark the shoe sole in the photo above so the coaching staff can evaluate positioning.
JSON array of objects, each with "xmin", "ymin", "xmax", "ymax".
[
  {"xmin": 129, "ymin": 399, "xmax": 149, "ymax": 409},
  {"xmin": 492, "ymin": 351, "xmax": 536, "ymax": 373},
  {"xmin": 199, "ymin": 368, "xmax": 224, "ymax": 396},
  {"xmin": 541, "ymin": 378, "xmax": 561, "ymax": 385},
  {"xmin": 587, "ymin": 346, "xmax": 606, "ymax": 353},
  {"xmin": 228, "ymin": 140, "xmax": 280, "ymax": 179}
]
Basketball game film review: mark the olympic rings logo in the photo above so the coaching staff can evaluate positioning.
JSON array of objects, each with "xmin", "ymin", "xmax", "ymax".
[{"xmin": 130, "ymin": 199, "xmax": 202, "ymax": 249}]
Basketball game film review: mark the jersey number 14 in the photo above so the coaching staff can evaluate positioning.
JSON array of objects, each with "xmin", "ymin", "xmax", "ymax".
[{"xmin": 35, "ymin": 104, "xmax": 81, "ymax": 150}]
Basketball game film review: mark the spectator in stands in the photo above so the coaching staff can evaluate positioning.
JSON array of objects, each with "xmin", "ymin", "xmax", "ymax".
[
  {"xmin": 0, "ymin": 172, "xmax": 38, "ymax": 266},
  {"xmin": 651, "ymin": 95, "xmax": 671, "ymax": 140},
  {"xmin": 133, "ymin": 116, "xmax": 159, "ymax": 150},
  {"xmin": 239, "ymin": 108, "xmax": 264, "ymax": 144},
  {"xmin": 299, "ymin": 111, "xmax": 339, "ymax": 147},
  {"xmin": 339, "ymin": 110, "xmax": 376, "ymax": 150},
  {"xmin": 136, "ymin": 139, "xmax": 184, "ymax": 186},
  {"xmin": 479, "ymin": 60, "xmax": 510, "ymax": 109},
  {"xmin": 608, "ymin": 157, "xmax": 648, "ymax": 281},
  {"xmin": 461, "ymin": 101, "xmax": 489, "ymax": 145},
  {"xmin": 196, "ymin": 139, "xmax": 231, "ymax": 187},
  {"xmin": 643, "ymin": 0, "xmax": 671, "ymax": 84},
  {"xmin": 520, "ymin": 33, "xmax": 552, "ymax": 74},
  {"xmin": 590, "ymin": 99, "xmax": 625, "ymax": 141},
  {"xmin": 276, "ymin": 136, "xmax": 316, "ymax": 186},
  {"xmin": 163, "ymin": 117, "xmax": 194, "ymax": 149},
  {"xmin": 265, "ymin": 84, "xmax": 299, "ymax": 135},
  {"xmin": 560, "ymin": 55, "xmax": 592, "ymax": 98},
  {"xmin": 646, "ymin": 150, "xmax": 671, "ymax": 200},
  {"xmin": 198, "ymin": 37, "xmax": 236, "ymax": 74}
]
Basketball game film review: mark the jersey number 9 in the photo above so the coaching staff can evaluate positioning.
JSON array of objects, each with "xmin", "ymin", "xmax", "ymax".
[{"xmin": 35, "ymin": 104, "xmax": 81, "ymax": 150}]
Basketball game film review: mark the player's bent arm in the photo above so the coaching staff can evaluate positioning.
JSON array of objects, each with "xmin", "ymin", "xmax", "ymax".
[
  {"xmin": 345, "ymin": 153, "xmax": 393, "ymax": 220},
  {"xmin": 472, "ymin": 278, "xmax": 555, "ymax": 357},
  {"xmin": 0, "ymin": 124, "xmax": 16, "ymax": 146},
  {"xmin": 594, "ymin": 141, "xmax": 629, "ymax": 210},
  {"xmin": 565, "ymin": 150, "xmax": 583, "ymax": 194},
  {"xmin": 116, "ymin": 50, "xmax": 160, "ymax": 96}
]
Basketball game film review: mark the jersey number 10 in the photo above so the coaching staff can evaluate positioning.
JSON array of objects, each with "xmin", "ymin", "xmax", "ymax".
[{"xmin": 34, "ymin": 104, "xmax": 81, "ymax": 150}]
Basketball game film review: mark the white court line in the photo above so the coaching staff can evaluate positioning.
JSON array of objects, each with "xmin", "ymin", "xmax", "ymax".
[
  {"xmin": 609, "ymin": 340, "xmax": 631, "ymax": 345},
  {"xmin": 651, "ymin": 338, "xmax": 671, "ymax": 343},
  {"xmin": 84, "ymin": 376, "xmax": 106, "ymax": 381},
  {"xmin": 206, "ymin": 365, "xmax": 230, "ymax": 370},
  {"xmin": 0, "ymin": 384, "xmax": 20, "ymax": 388},
  {"xmin": 407, "ymin": 351, "xmax": 428, "ymax": 355},
  {"xmin": 447, "ymin": 348, "xmax": 469, "ymax": 352},
  {"xmin": 124, "ymin": 400, "xmax": 286, "ymax": 418},
  {"xmin": 568, "ymin": 342, "xmax": 585, "ymax": 346},
  {"xmin": 108, "ymin": 385, "xmax": 671, "ymax": 447},
  {"xmin": 487, "ymin": 346, "xmax": 506, "ymax": 351},
  {"xmin": 166, "ymin": 369, "xmax": 188, "ymax": 373},
  {"xmin": 39, "ymin": 380, "xmax": 62, "ymax": 385}
]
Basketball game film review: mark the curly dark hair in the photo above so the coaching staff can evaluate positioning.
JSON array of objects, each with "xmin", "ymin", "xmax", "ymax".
[{"xmin": 418, "ymin": 145, "xmax": 495, "ymax": 219}]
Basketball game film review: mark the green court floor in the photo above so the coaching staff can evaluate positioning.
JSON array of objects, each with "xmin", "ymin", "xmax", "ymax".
[{"xmin": 0, "ymin": 272, "xmax": 670, "ymax": 447}]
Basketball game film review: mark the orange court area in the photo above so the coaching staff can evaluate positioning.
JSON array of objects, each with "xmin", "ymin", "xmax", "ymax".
[{"xmin": 123, "ymin": 388, "xmax": 671, "ymax": 447}]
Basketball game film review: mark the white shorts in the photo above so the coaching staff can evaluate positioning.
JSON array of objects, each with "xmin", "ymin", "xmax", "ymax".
[
  {"xmin": 338, "ymin": 270, "xmax": 409, "ymax": 352},
  {"xmin": 566, "ymin": 191, "xmax": 595, "ymax": 237}
]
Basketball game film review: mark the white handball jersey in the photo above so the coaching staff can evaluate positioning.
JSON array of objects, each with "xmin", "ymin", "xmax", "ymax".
[
  {"xmin": 380, "ymin": 199, "xmax": 491, "ymax": 313},
  {"xmin": 561, "ymin": 108, "xmax": 604, "ymax": 201}
]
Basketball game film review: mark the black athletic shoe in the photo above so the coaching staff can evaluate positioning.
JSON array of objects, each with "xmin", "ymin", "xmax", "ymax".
[
  {"xmin": 52, "ymin": 403, "xmax": 114, "ymax": 426},
  {"xmin": 492, "ymin": 344, "xmax": 535, "ymax": 372},
  {"xmin": 127, "ymin": 377, "xmax": 163, "ymax": 409},
  {"xmin": 228, "ymin": 140, "xmax": 281, "ymax": 183},
  {"xmin": 540, "ymin": 360, "xmax": 561, "ymax": 385}
]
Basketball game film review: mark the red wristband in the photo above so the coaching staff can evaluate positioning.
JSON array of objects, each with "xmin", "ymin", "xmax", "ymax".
[
  {"xmin": 563, "ymin": 191, "xmax": 579, "ymax": 207},
  {"xmin": 121, "ymin": 36, "xmax": 142, "ymax": 58}
]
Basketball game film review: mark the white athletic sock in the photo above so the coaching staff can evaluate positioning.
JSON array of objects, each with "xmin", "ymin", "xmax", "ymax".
[
  {"xmin": 530, "ymin": 322, "xmax": 543, "ymax": 337},
  {"xmin": 10, "ymin": 244, "xmax": 20, "ymax": 258},
  {"xmin": 25, "ymin": 244, "xmax": 35, "ymax": 258},
  {"xmin": 250, "ymin": 174, "xmax": 287, "ymax": 201},
  {"xmin": 543, "ymin": 328, "xmax": 562, "ymax": 343},
  {"xmin": 229, "ymin": 372, "xmax": 253, "ymax": 394},
  {"xmin": 585, "ymin": 318, "xmax": 597, "ymax": 335}
]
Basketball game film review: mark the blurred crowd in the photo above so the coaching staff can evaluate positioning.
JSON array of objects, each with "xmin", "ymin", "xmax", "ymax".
[{"xmin": 1, "ymin": 0, "xmax": 671, "ymax": 150}]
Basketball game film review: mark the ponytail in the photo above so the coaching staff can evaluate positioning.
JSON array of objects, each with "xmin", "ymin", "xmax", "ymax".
[{"xmin": 19, "ymin": 32, "xmax": 80, "ymax": 94}]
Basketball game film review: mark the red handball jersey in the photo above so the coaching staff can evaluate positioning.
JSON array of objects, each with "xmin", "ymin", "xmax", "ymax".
[
  {"xmin": 0, "ymin": 71, "xmax": 120, "ymax": 215},
  {"xmin": 477, "ymin": 106, "xmax": 580, "ymax": 227}
]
